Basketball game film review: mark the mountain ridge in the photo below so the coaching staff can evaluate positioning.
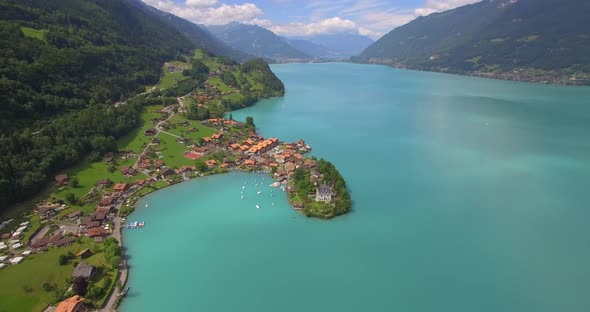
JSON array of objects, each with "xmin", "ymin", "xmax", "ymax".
[{"xmin": 357, "ymin": 0, "xmax": 590, "ymax": 85}]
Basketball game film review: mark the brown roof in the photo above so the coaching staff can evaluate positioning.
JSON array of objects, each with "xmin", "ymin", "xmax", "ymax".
[
  {"xmin": 67, "ymin": 210, "xmax": 81, "ymax": 219},
  {"xmin": 86, "ymin": 227, "xmax": 105, "ymax": 237}
]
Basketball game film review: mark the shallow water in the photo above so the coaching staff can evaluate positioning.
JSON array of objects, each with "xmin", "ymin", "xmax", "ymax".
[{"xmin": 122, "ymin": 63, "xmax": 590, "ymax": 312}]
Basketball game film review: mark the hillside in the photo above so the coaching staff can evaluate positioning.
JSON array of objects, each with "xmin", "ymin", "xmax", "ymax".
[
  {"xmin": 207, "ymin": 23, "xmax": 311, "ymax": 61},
  {"xmin": 358, "ymin": 0, "xmax": 590, "ymax": 85},
  {"xmin": 281, "ymin": 37, "xmax": 336, "ymax": 59},
  {"xmin": 0, "ymin": 0, "xmax": 283, "ymax": 210},
  {"xmin": 133, "ymin": 0, "xmax": 254, "ymax": 63}
]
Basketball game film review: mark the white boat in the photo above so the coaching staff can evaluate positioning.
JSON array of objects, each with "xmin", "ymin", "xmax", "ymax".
[
  {"xmin": 256, "ymin": 204, "xmax": 260, "ymax": 209},
  {"xmin": 145, "ymin": 204, "xmax": 149, "ymax": 208},
  {"xmin": 241, "ymin": 195, "xmax": 244, "ymax": 199},
  {"xmin": 257, "ymin": 191, "xmax": 262, "ymax": 195},
  {"xmin": 242, "ymin": 186, "xmax": 245, "ymax": 189},
  {"xmin": 272, "ymin": 202, "xmax": 275, "ymax": 206}
]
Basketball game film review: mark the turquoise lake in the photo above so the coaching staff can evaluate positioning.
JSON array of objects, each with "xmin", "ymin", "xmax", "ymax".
[{"xmin": 121, "ymin": 63, "xmax": 590, "ymax": 312}]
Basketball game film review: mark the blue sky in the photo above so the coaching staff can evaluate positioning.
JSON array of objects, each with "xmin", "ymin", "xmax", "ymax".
[{"xmin": 143, "ymin": 0, "xmax": 480, "ymax": 39}]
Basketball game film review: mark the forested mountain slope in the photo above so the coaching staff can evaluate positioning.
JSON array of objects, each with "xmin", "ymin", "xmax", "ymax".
[{"xmin": 357, "ymin": 0, "xmax": 590, "ymax": 84}]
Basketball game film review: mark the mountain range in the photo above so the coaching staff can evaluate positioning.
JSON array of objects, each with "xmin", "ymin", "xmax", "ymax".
[
  {"xmin": 206, "ymin": 23, "xmax": 374, "ymax": 61},
  {"xmin": 358, "ymin": 0, "xmax": 590, "ymax": 84},
  {"xmin": 207, "ymin": 23, "xmax": 310, "ymax": 61}
]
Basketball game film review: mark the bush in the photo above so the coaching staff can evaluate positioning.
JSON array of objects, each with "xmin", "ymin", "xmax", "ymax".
[{"xmin": 58, "ymin": 254, "xmax": 69, "ymax": 265}]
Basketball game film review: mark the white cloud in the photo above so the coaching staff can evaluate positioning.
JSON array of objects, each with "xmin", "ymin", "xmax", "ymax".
[
  {"xmin": 269, "ymin": 17, "xmax": 359, "ymax": 37},
  {"xmin": 415, "ymin": 0, "xmax": 481, "ymax": 16},
  {"xmin": 245, "ymin": 18, "xmax": 274, "ymax": 28},
  {"xmin": 142, "ymin": 0, "xmax": 263, "ymax": 25},
  {"xmin": 185, "ymin": 0, "xmax": 218, "ymax": 7}
]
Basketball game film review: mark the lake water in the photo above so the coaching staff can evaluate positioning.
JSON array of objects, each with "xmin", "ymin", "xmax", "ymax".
[{"xmin": 121, "ymin": 63, "xmax": 590, "ymax": 312}]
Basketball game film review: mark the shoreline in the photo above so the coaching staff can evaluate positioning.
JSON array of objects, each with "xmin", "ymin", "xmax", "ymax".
[{"xmin": 353, "ymin": 61, "xmax": 590, "ymax": 87}]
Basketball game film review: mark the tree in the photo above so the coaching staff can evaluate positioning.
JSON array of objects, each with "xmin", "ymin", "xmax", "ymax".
[
  {"xmin": 110, "ymin": 255, "xmax": 122, "ymax": 269},
  {"xmin": 195, "ymin": 160, "xmax": 208, "ymax": 172},
  {"xmin": 71, "ymin": 177, "xmax": 79, "ymax": 188},
  {"xmin": 65, "ymin": 193, "xmax": 77, "ymax": 205},
  {"xmin": 245, "ymin": 116, "xmax": 255, "ymax": 128},
  {"xmin": 229, "ymin": 113, "xmax": 233, "ymax": 121},
  {"xmin": 58, "ymin": 254, "xmax": 69, "ymax": 265},
  {"xmin": 72, "ymin": 277, "xmax": 88, "ymax": 296}
]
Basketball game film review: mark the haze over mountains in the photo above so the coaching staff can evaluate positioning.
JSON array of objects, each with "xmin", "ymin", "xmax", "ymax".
[
  {"xmin": 358, "ymin": 0, "xmax": 590, "ymax": 83},
  {"xmin": 206, "ymin": 23, "xmax": 374, "ymax": 61}
]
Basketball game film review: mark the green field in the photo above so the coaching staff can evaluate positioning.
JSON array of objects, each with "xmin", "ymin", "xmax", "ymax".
[
  {"xmin": 166, "ymin": 115, "xmax": 217, "ymax": 143},
  {"xmin": 117, "ymin": 105, "xmax": 164, "ymax": 153},
  {"xmin": 154, "ymin": 133, "xmax": 194, "ymax": 169},
  {"xmin": 20, "ymin": 27, "xmax": 47, "ymax": 42},
  {"xmin": 0, "ymin": 237, "xmax": 110, "ymax": 312}
]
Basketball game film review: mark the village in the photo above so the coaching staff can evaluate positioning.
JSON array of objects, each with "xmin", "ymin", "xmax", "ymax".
[
  {"xmin": 0, "ymin": 50, "xmax": 348, "ymax": 312},
  {"xmin": 0, "ymin": 113, "xmax": 341, "ymax": 312}
]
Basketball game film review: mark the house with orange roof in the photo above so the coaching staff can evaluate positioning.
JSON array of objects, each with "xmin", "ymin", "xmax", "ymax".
[
  {"xmin": 55, "ymin": 295, "xmax": 86, "ymax": 312},
  {"xmin": 269, "ymin": 163, "xmax": 279, "ymax": 168},
  {"xmin": 239, "ymin": 145, "xmax": 249, "ymax": 152},
  {"xmin": 203, "ymin": 137, "xmax": 211, "ymax": 143},
  {"xmin": 220, "ymin": 163, "xmax": 229, "ymax": 168},
  {"xmin": 244, "ymin": 159, "xmax": 256, "ymax": 166},
  {"xmin": 113, "ymin": 183, "xmax": 129, "ymax": 192},
  {"xmin": 205, "ymin": 159, "xmax": 217, "ymax": 167}
]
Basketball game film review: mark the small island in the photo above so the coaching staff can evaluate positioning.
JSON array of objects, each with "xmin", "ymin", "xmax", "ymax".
[{"xmin": 0, "ymin": 50, "xmax": 350, "ymax": 312}]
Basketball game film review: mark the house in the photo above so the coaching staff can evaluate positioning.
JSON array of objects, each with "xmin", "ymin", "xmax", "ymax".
[
  {"xmin": 244, "ymin": 159, "xmax": 256, "ymax": 166},
  {"xmin": 113, "ymin": 183, "xmax": 129, "ymax": 192},
  {"xmin": 205, "ymin": 159, "xmax": 217, "ymax": 167},
  {"xmin": 86, "ymin": 227, "xmax": 105, "ymax": 238},
  {"xmin": 95, "ymin": 206, "xmax": 112, "ymax": 215},
  {"xmin": 160, "ymin": 167, "xmax": 175, "ymax": 178},
  {"xmin": 36, "ymin": 205, "xmax": 56, "ymax": 219},
  {"xmin": 55, "ymin": 295, "xmax": 87, "ymax": 312},
  {"xmin": 192, "ymin": 145, "xmax": 216, "ymax": 156},
  {"xmin": 144, "ymin": 128, "xmax": 157, "ymax": 136},
  {"xmin": 67, "ymin": 210, "xmax": 82, "ymax": 220},
  {"xmin": 315, "ymin": 184, "xmax": 334, "ymax": 202},
  {"xmin": 72, "ymin": 261, "xmax": 94, "ymax": 279},
  {"xmin": 55, "ymin": 174, "xmax": 69, "ymax": 185},
  {"xmin": 91, "ymin": 212, "xmax": 106, "ymax": 222},
  {"xmin": 99, "ymin": 196, "xmax": 114, "ymax": 207},
  {"xmin": 95, "ymin": 179, "xmax": 111, "ymax": 187},
  {"xmin": 120, "ymin": 166, "xmax": 137, "ymax": 176},
  {"xmin": 75, "ymin": 248, "xmax": 92, "ymax": 259}
]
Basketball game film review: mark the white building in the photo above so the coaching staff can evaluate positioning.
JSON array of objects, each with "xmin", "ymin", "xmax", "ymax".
[
  {"xmin": 315, "ymin": 184, "xmax": 334, "ymax": 203},
  {"xmin": 10, "ymin": 257, "xmax": 24, "ymax": 265}
]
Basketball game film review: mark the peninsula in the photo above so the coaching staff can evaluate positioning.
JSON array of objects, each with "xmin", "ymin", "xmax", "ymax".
[{"xmin": 0, "ymin": 50, "xmax": 351, "ymax": 312}]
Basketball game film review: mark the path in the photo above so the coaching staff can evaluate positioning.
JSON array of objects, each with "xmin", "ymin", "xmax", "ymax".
[{"xmin": 132, "ymin": 105, "xmax": 177, "ymax": 169}]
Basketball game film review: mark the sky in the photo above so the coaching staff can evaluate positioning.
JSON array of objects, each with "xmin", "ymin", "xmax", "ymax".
[{"xmin": 142, "ymin": 0, "xmax": 481, "ymax": 39}]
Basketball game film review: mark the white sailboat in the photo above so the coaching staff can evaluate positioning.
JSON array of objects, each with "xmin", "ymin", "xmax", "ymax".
[{"xmin": 256, "ymin": 204, "xmax": 260, "ymax": 209}]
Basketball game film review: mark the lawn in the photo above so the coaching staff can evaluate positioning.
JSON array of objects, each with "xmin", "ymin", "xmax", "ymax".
[
  {"xmin": 166, "ymin": 115, "xmax": 217, "ymax": 143},
  {"xmin": 20, "ymin": 26, "xmax": 47, "ymax": 42},
  {"xmin": 208, "ymin": 76, "xmax": 235, "ymax": 92},
  {"xmin": 117, "ymin": 105, "xmax": 164, "ymax": 153},
  {"xmin": 156, "ymin": 71, "xmax": 189, "ymax": 89},
  {"xmin": 155, "ymin": 133, "xmax": 195, "ymax": 168},
  {"xmin": 0, "ymin": 237, "xmax": 100, "ymax": 312}
]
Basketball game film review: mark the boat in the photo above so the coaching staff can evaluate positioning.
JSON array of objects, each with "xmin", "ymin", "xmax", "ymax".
[
  {"xmin": 119, "ymin": 287, "xmax": 129, "ymax": 297},
  {"xmin": 242, "ymin": 186, "xmax": 245, "ymax": 189},
  {"xmin": 241, "ymin": 195, "xmax": 244, "ymax": 199},
  {"xmin": 145, "ymin": 204, "xmax": 149, "ymax": 208},
  {"xmin": 272, "ymin": 202, "xmax": 275, "ymax": 206},
  {"xmin": 270, "ymin": 182, "xmax": 280, "ymax": 187},
  {"xmin": 256, "ymin": 204, "xmax": 260, "ymax": 209},
  {"xmin": 257, "ymin": 191, "xmax": 262, "ymax": 195}
]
